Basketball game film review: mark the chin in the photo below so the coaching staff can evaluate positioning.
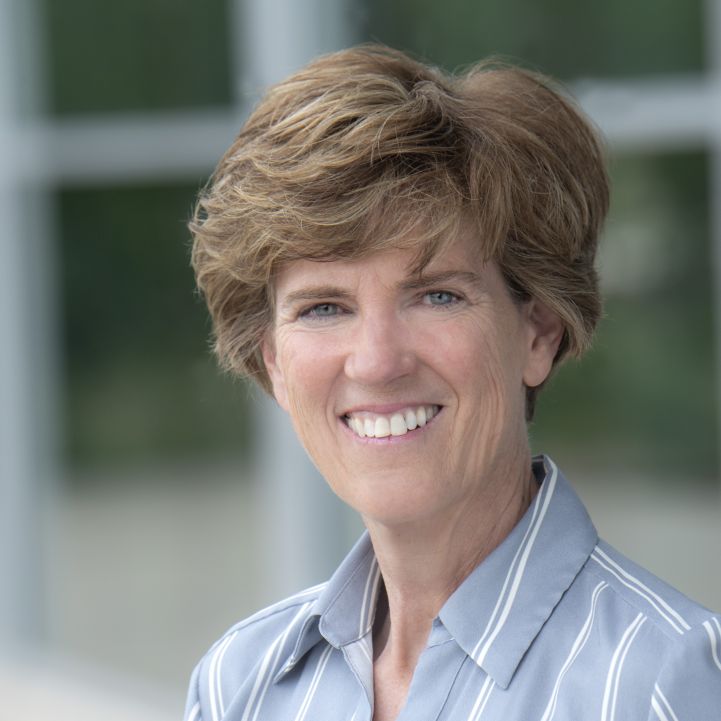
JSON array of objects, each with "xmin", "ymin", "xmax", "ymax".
[{"xmin": 343, "ymin": 483, "xmax": 452, "ymax": 528}]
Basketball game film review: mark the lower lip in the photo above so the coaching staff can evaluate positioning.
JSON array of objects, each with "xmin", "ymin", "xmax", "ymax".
[{"xmin": 340, "ymin": 409, "xmax": 442, "ymax": 444}]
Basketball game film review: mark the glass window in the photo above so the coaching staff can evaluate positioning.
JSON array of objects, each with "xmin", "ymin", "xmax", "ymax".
[
  {"xmin": 54, "ymin": 186, "xmax": 258, "ymax": 688},
  {"xmin": 363, "ymin": 0, "xmax": 704, "ymax": 79},
  {"xmin": 43, "ymin": 0, "xmax": 232, "ymax": 115},
  {"xmin": 58, "ymin": 182, "xmax": 252, "ymax": 473},
  {"xmin": 532, "ymin": 151, "xmax": 717, "ymax": 483}
]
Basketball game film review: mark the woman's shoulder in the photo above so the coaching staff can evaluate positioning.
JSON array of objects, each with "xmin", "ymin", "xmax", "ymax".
[
  {"xmin": 184, "ymin": 582, "xmax": 327, "ymax": 721},
  {"xmin": 567, "ymin": 539, "xmax": 721, "ymax": 716},
  {"xmin": 211, "ymin": 581, "xmax": 326, "ymax": 646},
  {"xmin": 583, "ymin": 538, "xmax": 718, "ymax": 638}
]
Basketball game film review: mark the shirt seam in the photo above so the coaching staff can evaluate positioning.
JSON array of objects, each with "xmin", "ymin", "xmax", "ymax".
[
  {"xmin": 584, "ymin": 560, "xmax": 680, "ymax": 643},
  {"xmin": 436, "ymin": 652, "xmax": 481, "ymax": 719}
]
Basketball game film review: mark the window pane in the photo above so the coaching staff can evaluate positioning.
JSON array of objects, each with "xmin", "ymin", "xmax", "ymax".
[
  {"xmin": 363, "ymin": 0, "xmax": 704, "ymax": 79},
  {"xmin": 43, "ymin": 0, "xmax": 232, "ymax": 115},
  {"xmin": 58, "ymin": 182, "xmax": 252, "ymax": 472}
]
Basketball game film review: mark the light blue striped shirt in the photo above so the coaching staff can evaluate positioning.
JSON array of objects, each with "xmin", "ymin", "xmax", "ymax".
[{"xmin": 185, "ymin": 456, "xmax": 721, "ymax": 721}]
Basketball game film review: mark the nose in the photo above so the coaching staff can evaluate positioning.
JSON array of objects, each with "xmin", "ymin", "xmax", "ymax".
[{"xmin": 343, "ymin": 310, "xmax": 417, "ymax": 386}]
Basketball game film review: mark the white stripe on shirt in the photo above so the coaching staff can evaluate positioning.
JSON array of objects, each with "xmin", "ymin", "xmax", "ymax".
[
  {"xmin": 294, "ymin": 644, "xmax": 334, "ymax": 721},
  {"xmin": 467, "ymin": 674, "xmax": 495, "ymax": 721},
  {"xmin": 539, "ymin": 581, "xmax": 608, "ymax": 721},
  {"xmin": 472, "ymin": 461, "xmax": 559, "ymax": 663},
  {"xmin": 651, "ymin": 695, "xmax": 670, "ymax": 721},
  {"xmin": 186, "ymin": 701, "xmax": 201, "ymax": 721},
  {"xmin": 357, "ymin": 634, "xmax": 373, "ymax": 665},
  {"xmin": 209, "ymin": 631, "xmax": 238, "ymax": 721},
  {"xmin": 601, "ymin": 613, "xmax": 646, "ymax": 721},
  {"xmin": 240, "ymin": 603, "xmax": 312, "ymax": 721},
  {"xmin": 468, "ymin": 471, "xmax": 548, "ymax": 660},
  {"xmin": 702, "ymin": 618, "xmax": 721, "ymax": 672},
  {"xmin": 359, "ymin": 560, "xmax": 381, "ymax": 637},
  {"xmin": 590, "ymin": 550, "xmax": 688, "ymax": 635},
  {"xmin": 653, "ymin": 684, "xmax": 679, "ymax": 721}
]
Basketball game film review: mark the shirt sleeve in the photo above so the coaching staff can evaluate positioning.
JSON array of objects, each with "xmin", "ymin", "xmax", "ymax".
[{"xmin": 648, "ymin": 615, "xmax": 721, "ymax": 720}]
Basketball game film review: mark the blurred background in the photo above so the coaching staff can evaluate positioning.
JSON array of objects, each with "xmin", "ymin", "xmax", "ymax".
[{"xmin": 1, "ymin": 0, "xmax": 720, "ymax": 718}]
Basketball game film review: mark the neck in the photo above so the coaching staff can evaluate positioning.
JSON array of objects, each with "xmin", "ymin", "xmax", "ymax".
[{"xmin": 364, "ymin": 450, "xmax": 538, "ymax": 669}]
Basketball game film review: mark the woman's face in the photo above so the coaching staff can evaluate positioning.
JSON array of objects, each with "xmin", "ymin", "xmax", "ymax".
[{"xmin": 262, "ymin": 231, "xmax": 562, "ymax": 527}]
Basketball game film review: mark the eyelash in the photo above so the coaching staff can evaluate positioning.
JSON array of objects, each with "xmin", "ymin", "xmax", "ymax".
[
  {"xmin": 296, "ymin": 290, "xmax": 463, "ymax": 321},
  {"xmin": 423, "ymin": 290, "xmax": 462, "ymax": 307},
  {"xmin": 298, "ymin": 302, "xmax": 345, "ymax": 321}
]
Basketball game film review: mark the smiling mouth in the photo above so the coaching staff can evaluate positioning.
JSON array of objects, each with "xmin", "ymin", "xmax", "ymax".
[{"xmin": 342, "ymin": 405, "xmax": 441, "ymax": 439}]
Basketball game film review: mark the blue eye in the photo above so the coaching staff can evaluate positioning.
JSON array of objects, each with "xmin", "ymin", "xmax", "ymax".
[
  {"xmin": 300, "ymin": 303, "xmax": 341, "ymax": 319},
  {"xmin": 425, "ymin": 291, "xmax": 459, "ymax": 306}
]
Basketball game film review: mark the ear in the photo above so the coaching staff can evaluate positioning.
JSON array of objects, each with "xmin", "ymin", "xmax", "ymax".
[
  {"xmin": 522, "ymin": 299, "xmax": 565, "ymax": 388},
  {"xmin": 261, "ymin": 333, "xmax": 290, "ymax": 412}
]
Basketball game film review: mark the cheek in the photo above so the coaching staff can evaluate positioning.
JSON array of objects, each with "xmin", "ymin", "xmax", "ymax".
[
  {"xmin": 274, "ymin": 334, "xmax": 340, "ymax": 419},
  {"xmin": 429, "ymin": 319, "xmax": 527, "ymax": 433},
  {"xmin": 436, "ymin": 320, "xmax": 521, "ymax": 388}
]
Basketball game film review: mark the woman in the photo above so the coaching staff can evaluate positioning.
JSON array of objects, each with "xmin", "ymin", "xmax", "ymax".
[{"xmin": 185, "ymin": 45, "xmax": 721, "ymax": 721}]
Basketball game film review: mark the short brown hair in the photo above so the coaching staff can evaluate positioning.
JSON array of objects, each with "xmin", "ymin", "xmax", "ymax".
[{"xmin": 190, "ymin": 44, "xmax": 609, "ymax": 417}]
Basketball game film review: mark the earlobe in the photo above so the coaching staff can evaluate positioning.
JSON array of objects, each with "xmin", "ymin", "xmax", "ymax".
[
  {"xmin": 522, "ymin": 299, "xmax": 565, "ymax": 388},
  {"xmin": 261, "ymin": 335, "xmax": 290, "ymax": 411}
]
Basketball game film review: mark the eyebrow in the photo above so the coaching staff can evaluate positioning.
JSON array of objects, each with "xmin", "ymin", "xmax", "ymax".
[
  {"xmin": 279, "ymin": 286, "xmax": 354, "ymax": 312},
  {"xmin": 401, "ymin": 269, "xmax": 484, "ymax": 290}
]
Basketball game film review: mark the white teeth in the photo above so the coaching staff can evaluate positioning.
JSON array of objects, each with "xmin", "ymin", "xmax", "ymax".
[
  {"xmin": 345, "ymin": 405, "xmax": 440, "ymax": 439},
  {"xmin": 405, "ymin": 409, "xmax": 418, "ymax": 430},
  {"xmin": 374, "ymin": 417, "xmax": 391, "ymax": 437},
  {"xmin": 354, "ymin": 417, "xmax": 366, "ymax": 437},
  {"xmin": 390, "ymin": 414, "xmax": 407, "ymax": 436}
]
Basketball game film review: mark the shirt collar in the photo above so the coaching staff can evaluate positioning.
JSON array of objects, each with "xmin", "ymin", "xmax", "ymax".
[
  {"xmin": 438, "ymin": 455, "xmax": 598, "ymax": 688},
  {"xmin": 276, "ymin": 456, "xmax": 597, "ymax": 689},
  {"xmin": 274, "ymin": 532, "xmax": 379, "ymax": 681}
]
